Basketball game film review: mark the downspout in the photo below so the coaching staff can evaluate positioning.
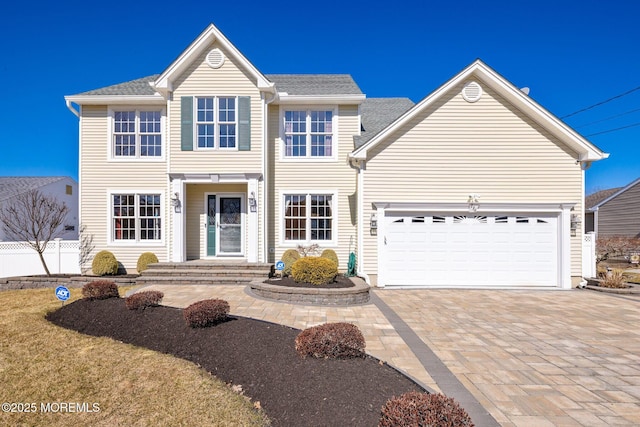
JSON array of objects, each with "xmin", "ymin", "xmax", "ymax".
[
  {"xmin": 349, "ymin": 157, "xmax": 370, "ymax": 285},
  {"xmin": 262, "ymin": 90, "xmax": 277, "ymax": 263},
  {"xmin": 65, "ymin": 99, "xmax": 79, "ymax": 118}
]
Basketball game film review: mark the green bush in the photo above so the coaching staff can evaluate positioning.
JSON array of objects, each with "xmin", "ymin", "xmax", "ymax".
[
  {"xmin": 82, "ymin": 280, "xmax": 119, "ymax": 300},
  {"xmin": 125, "ymin": 290, "xmax": 164, "ymax": 310},
  {"xmin": 136, "ymin": 252, "xmax": 159, "ymax": 273},
  {"xmin": 91, "ymin": 250, "xmax": 118, "ymax": 276},
  {"xmin": 295, "ymin": 322, "xmax": 366, "ymax": 359},
  {"xmin": 379, "ymin": 392, "xmax": 474, "ymax": 427},
  {"xmin": 183, "ymin": 299, "xmax": 230, "ymax": 328},
  {"xmin": 320, "ymin": 249, "xmax": 339, "ymax": 269},
  {"xmin": 281, "ymin": 249, "xmax": 300, "ymax": 277},
  {"xmin": 291, "ymin": 256, "xmax": 338, "ymax": 286}
]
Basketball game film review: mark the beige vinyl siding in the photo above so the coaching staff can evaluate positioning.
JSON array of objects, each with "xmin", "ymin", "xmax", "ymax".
[
  {"xmin": 597, "ymin": 182, "xmax": 640, "ymax": 237},
  {"xmin": 267, "ymin": 104, "xmax": 359, "ymax": 268},
  {"xmin": 169, "ymin": 41, "xmax": 263, "ymax": 175},
  {"xmin": 79, "ymin": 105, "xmax": 169, "ymax": 272},
  {"xmin": 361, "ymin": 81, "xmax": 583, "ymax": 278}
]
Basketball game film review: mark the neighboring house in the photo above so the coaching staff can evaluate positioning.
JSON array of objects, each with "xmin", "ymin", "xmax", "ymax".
[
  {"xmin": 65, "ymin": 23, "xmax": 608, "ymax": 289},
  {"xmin": 586, "ymin": 178, "xmax": 640, "ymax": 237},
  {"xmin": 0, "ymin": 176, "xmax": 79, "ymax": 240}
]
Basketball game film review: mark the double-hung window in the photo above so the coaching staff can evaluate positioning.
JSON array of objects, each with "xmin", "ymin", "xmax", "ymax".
[
  {"xmin": 112, "ymin": 193, "xmax": 162, "ymax": 242},
  {"xmin": 283, "ymin": 193, "xmax": 333, "ymax": 242},
  {"xmin": 284, "ymin": 109, "xmax": 333, "ymax": 158},
  {"xmin": 196, "ymin": 97, "xmax": 237, "ymax": 149},
  {"xmin": 113, "ymin": 110, "xmax": 162, "ymax": 158}
]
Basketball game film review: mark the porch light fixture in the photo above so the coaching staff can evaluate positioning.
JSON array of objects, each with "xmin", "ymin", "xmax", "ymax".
[
  {"xmin": 570, "ymin": 214, "xmax": 581, "ymax": 236},
  {"xmin": 249, "ymin": 191, "xmax": 257, "ymax": 212},
  {"xmin": 171, "ymin": 192, "xmax": 181, "ymax": 213},
  {"xmin": 370, "ymin": 213, "xmax": 378, "ymax": 235},
  {"xmin": 467, "ymin": 194, "xmax": 480, "ymax": 212}
]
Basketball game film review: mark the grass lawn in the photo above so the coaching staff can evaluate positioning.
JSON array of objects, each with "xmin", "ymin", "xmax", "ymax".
[{"xmin": 0, "ymin": 287, "xmax": 269, "ymax": 426}]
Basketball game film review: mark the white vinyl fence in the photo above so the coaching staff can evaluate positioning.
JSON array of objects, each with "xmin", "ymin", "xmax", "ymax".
[
  {"xmin": 0, "ymin": 239, "xmax": 81, "ymax": 278},
  {"xmin": 582, "ymin": 232, "xmax": 596, "ymax": 279}
]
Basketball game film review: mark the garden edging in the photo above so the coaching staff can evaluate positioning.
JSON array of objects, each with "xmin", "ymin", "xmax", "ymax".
[{"xmin": 249, "ymin": 277, "xmax": 370, "ymax": 305}]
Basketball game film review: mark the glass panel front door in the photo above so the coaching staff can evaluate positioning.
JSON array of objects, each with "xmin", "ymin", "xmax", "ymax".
[
  {"xmin": 207, "ymin": 195, "xmax": 216, "ymax": 256},
  {"xmin": 219, "ymin": 197, "xmax": 242, "ymax": 254}
]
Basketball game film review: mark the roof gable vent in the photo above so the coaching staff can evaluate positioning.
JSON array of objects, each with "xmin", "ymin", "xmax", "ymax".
[
  {"xmin": 462, "ymin": 81, "xmax": 482, "ymax": 103},
  {"xmin": 206, "ymin": 48, "xmax": 225, "ymax": 69}
]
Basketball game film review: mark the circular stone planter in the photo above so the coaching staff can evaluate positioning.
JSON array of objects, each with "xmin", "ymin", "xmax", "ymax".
[{"xmin": 249, "ymin": 277, "xmax": 370, "ymax": 305}]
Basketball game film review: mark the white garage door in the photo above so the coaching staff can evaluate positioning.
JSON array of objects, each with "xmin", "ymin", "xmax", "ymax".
[{"xmin": 382, "ymin": 213, "xmax": 559, "ymax": 287}]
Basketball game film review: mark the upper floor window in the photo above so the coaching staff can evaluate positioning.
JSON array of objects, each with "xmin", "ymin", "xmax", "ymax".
[
  {"xmin": 284, "ymin": 110, "xmax": 333, "ymax": 158},
  {"xmin": 196, "ymin": 97, "xmax": 236, "ymax": 149},
  {"xmin": 113, "ymin": 110, "xmax": 162, "ymax": 158}
]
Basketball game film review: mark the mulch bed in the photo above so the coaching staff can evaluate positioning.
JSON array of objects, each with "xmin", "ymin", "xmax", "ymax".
[
  {"xmin": 265, "ymin": 275, "xmax": 355, "ymax": 289},
  {"xmin": 46, "ymin": 298, "xmax": 424, "ymax": 426}
]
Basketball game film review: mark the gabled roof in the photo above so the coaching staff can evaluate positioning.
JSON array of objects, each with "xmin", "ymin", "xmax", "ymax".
[
  {"xmin": 588, "ymin": 177, "xmax": 640, "ymax": 211},
  {"xmin": 585, "ymin": 187, "xmax": 623, "ymax": 210},
  {"xmin": 0, "ymin": 177, "xmax": 71, "ymax": 202},
  {"xmin": 266, "ymin": 74, "xmax": 362, "ymax": 95},
  {"xmin": 152, "ymin": 23, "xmax": 274, "ymax": 94},
  {"xmin": 350, "ymin": 59, "xmax": 609, "ymax": 162},
  {"xmin": 355, "ymin": 98, "xmax": 415, "ymax": 148}
]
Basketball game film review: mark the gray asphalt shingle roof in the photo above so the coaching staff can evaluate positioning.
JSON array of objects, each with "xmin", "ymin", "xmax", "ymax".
[
  {"xmin": 355, "ymin": 97, "xmax": 415, "ymax": 148},
  {"xmin": 266, "ymin": 74, "xmax": 362, "ymax": 95},
  {"xmin": 586, "ymin": 187, "xmax": 623, "ymax": 210},
  {"xmin": 0, "ymin": 177, "xmax": 68, "ymax": 202},
  {"xmin": 74, "ymin": 75, "xmax": 159, "ymax": 96}
]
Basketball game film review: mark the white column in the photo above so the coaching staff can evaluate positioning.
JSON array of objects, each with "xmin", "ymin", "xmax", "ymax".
[
  {"xmin": 247, "ymin": 178, "xmax": 259, "ymax": 262},
  {"xmin": 375, "ymin": 204, "xmax": 386, "ymax": 288},
  {"xmin": 171, "ymin": 178, "xmax": 185, "ymax": 262}
]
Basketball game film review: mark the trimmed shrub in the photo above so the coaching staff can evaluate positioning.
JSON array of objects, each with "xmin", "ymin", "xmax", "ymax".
[
  {"xmin": 125, "ymin": 290, "xmax": 164, "ymax": 310},
  {"xmin": 136, "ymin": 252, "xmax": 159, "ymax": 273},
  {"xmin": 295, "ymin": 322, "xmax": 365, "ymax": 359},
  {"xmin": 291, "ymin": 256, "xmax": 337, "ymax": 285},
  {"xmin": 379, "ymin": 392, "xmax": 474, "ymax": 427},
  {"xmin": 92, "ymin": 250, "xmax": 118, "ymax": 276},
  {"xmin": 320, "ymin": 248, "xmax": 339, "ymax": 269},
  {"xmin": 82, "ymin": 280, "xmax": 119, "ymax": 300},
  {"xmin": 184, "ymin": 299, "xmax": 230, "ymax": 328},
  {"xmin": 281, "ymin": 249, "xmax": 300, "ymax": 276}
]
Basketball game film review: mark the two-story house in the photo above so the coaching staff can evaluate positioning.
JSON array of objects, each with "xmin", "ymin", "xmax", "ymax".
[{"xmin": 65, "ymin": 23, "xmax": 607, "ymax": 289}]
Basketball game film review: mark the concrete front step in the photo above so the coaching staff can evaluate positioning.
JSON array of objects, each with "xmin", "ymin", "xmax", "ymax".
[
  {"xmin": 136, "ymin": 261, "xmax": 273, "ymax": 286},
  {"xmin": 136, "ymin": 276, "xmax": 256, "ymax": 286}
]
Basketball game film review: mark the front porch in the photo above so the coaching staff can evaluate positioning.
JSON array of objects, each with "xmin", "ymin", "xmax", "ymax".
[{"xmin": 170, "ymin": 174, "xmax": 262, "ymax": 264}]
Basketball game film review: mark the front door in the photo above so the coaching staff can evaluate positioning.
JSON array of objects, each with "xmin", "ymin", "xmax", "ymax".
[{"xmin": 206, "ymin": 194, "xmax": 243, "ymax": 257}]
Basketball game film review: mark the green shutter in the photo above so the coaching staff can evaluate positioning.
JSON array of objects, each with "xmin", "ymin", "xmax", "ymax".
[
  {"xmin": 181, "ymin": 96, "xmax": 193, "ymax": 151},
  {"xmin": 238, "ymin": 96, "xmax": 251, "ymax": 151}
]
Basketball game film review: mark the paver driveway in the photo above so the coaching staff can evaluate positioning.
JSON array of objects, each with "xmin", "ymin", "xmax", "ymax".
[
  {"xmin": 137, "ymin": 283, "xmax": 640, "ymax": 426},
  {"xmin": 376, "ymin": 289, "xmax": 640, "ymax": 426}
]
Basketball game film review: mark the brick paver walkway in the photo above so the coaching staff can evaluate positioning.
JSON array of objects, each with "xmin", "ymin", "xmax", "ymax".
[{"xmin": 134, "ymin": 284, "xmax": 640, "ymax": 426}]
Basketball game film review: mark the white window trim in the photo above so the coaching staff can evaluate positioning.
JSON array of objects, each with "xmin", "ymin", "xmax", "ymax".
[
  {"xmin": 107, "ymin": 189, "xmax": 165, "ymax": 246},
  {"xmin": 278, "ymin": 106, "xmax": 338, "ymax": 162},
  {"xmin": 194, "ymin": 96, "xmax": 239, "ymax": 151},
  {"xmin": 107, "ymin": 107, "xmax": 166, "ymax": 162},
  {"xmin": 279, "ymin": 189, "xmax": 338, "ymax": 247}
]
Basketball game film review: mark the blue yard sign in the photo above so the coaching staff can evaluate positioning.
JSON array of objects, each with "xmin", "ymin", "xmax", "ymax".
[
  {"xmin": 55, "ymin": 286, "xmax": 70, "ymax": 302},
  {"xmin": 275, "ymin": 261, "xmax": 285, "ymax": 271}
]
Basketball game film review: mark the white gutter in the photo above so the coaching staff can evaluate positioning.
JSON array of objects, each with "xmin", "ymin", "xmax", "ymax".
[
  {"xmin": 351, "ymin": 158, "xmax": 370, "ymax": 285},
  {"xmin": 276, "ymin": 94, "xmax": 366, "ymax": 105}
]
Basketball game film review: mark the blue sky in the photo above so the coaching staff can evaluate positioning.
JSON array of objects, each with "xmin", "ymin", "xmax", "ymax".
[{"xmin": 1, "ymin": 0, "xmax": 638, "ymax": 194}]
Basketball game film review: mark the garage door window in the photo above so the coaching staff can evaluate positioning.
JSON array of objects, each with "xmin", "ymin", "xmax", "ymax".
[{"xmin": 284, "ymin": 194, "xmax": 333, "ymax": 242}]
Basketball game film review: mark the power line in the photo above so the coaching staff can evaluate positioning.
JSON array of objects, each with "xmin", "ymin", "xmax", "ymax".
[
  {"xmin": 575, "ymin": 107, "xmax": 640, "ymax": 128},
  {"xmin": 585, "ymin": 122, "xmax": 640, "ymax": 137},
  {"xmin": 561, "ymin": 85, "xmax": 640, "ymax": 119}
]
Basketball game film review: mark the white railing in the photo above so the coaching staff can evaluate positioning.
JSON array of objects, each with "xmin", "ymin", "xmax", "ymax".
[
  {"xmin": 0, "ymin": 239, "xmax": 81, "ymax": 278},
  {"xmin": 582, "ymin": 232, "xmax": 596, "ymax": 279}
]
